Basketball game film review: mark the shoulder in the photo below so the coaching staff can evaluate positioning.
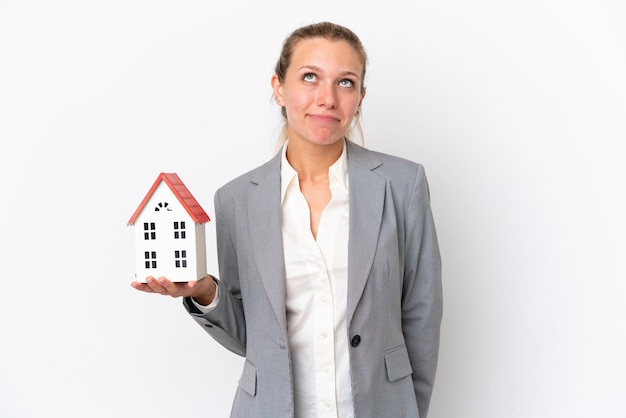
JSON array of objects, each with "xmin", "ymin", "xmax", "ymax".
[
  {"xmin": 215, "ymin": 151, "xmax": 281, "ymax": 199},
  {"xmin": 347, "ymin": 141, "xmax": 425, "ymax": 181}
]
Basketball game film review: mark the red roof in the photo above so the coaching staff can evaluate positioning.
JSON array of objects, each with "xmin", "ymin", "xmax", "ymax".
[{"xmin": 127, "ymin": 173, "xmax": 210, "ymax": 225}]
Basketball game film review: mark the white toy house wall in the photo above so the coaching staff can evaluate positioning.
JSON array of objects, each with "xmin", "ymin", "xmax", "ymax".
[{"xmin": 130, "ymin": 176, "xmax": 208, "ymax": 283}]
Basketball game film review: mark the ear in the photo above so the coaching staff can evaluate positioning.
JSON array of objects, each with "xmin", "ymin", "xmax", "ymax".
[
  {"xmin": 271, "ymin": 74, "xmax": 284, "ymax": 106},
  {"xmin": 356, "ymin": 88, "xmax": 366, "ymax": 115},
  {"xmin": 359, "ymin": 88, "xmax": 366, "ymax": 106}
]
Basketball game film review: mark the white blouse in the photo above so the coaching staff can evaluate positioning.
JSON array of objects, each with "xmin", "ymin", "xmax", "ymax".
[{"xmin": 280, "ymin": 141, "xmax": 353, "ymax": 418}]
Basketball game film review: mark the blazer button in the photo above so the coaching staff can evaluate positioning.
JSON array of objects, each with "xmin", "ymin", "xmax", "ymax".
[{"xmin": 351, "ymin": 335, "xmax": 361, "ymax": 347}]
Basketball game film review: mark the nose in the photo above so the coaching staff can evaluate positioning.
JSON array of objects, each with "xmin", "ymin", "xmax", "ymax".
[{"xmin": 317, "ymin": 83, "xmax": 338, "ymax": 108}]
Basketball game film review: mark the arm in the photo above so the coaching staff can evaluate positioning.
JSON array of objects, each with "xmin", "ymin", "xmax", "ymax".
[
  {"xmin": 181, "ymin": 187, "xmax": 247, "ymax": 356},
  {"xmin": 401, "ymin": 164, "xmax": 443, "ymax": 418},
  {"xmin": 130, "ymin": 187, "xmax": 247, "ymax": 356}
]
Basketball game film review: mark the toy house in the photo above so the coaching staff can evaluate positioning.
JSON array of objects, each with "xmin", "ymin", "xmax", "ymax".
[{"xmin": 128, "ymin": 173, "xmax": 210, "ymax": 283}]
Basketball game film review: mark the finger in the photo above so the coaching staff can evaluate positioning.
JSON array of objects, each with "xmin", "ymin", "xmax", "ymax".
[
  {"xmin": 130, "ymin": 281, "xmax": 154, "ymax": 293},
  {"xmin": 156, "ymin": 277, "xmax": 187, "ymax": 297},
  {"xmin": 144, "ymin": 276, "xmax": 171, "ymax": 295}
]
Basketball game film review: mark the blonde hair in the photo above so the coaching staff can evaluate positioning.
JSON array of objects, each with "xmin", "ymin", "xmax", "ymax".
[{"xmin": 273, "ymin": 21, "xmax": 368, "ymax": 147}]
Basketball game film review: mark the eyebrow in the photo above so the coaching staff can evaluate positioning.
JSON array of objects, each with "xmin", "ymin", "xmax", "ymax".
[{"xmin": 298, "ymin": 65, "xmax": 360, "ymax": 79}]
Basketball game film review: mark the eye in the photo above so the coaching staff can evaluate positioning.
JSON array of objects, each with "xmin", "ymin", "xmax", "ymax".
[
  {"xmin": 303, "ymin": 73, "xmax": 317, "ymax": 82},
  {"xmin": 339, "ymin": 78, "xmax": 355, "ymax": 88}
]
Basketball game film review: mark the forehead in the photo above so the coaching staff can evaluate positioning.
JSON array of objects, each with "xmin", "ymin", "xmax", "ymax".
[{"xmin": 289, "ymin": 37, "xmax": 364, "ymax": 75}]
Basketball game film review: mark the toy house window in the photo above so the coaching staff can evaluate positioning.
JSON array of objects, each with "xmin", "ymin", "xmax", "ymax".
[
  {"xmin": 143, "ymin": 222, "xmax": 156, "ymax": 240},
  {"xmin": 155, "ymin": 202, "xmax": 171, "ymax": 211},
  {"xmin": 144, "ymin": 251, "xmax": 157, "ymax": 269},
  {"xmin": 174, "ymin": 221, "xmax": 186, "ymax": 239},
  {"xmin": 175, "ymin": 250, "xmax": 187, "ymax": 268}
]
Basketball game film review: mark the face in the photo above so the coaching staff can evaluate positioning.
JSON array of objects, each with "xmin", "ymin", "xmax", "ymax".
[{"xmin": 272, "ymin": 37, "xmax": 365, "ymax": 148}]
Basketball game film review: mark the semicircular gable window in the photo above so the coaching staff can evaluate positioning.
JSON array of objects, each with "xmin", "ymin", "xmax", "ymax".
[{"xmin": 154, "ymin": 202, "xmax": 172, "ymax": 211}]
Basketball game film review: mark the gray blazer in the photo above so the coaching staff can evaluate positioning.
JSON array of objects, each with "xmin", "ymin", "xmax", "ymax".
[{"xmin": 184, "ymin": 140, "xmax": 443, "ymax": 418}]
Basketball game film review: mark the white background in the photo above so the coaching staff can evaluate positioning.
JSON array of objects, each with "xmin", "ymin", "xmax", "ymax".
[{"xmin": 1, "ymin": 1, "xmax": 625, "ymax": 417}]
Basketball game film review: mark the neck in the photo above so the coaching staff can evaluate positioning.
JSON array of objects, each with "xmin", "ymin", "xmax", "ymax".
[{"xmin": 286, "ymin": 139, "xmax": 344, "ymax": 181}]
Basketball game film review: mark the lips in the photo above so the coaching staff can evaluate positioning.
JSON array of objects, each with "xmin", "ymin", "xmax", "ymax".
[{"xmin": 307, "ymin": 113, "xmax": 340, "ymax": 123}]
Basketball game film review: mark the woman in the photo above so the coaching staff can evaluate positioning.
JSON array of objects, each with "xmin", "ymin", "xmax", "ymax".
[{"xmin": 132, "ymin": 21, "xmax": 443, "ymax": 418}]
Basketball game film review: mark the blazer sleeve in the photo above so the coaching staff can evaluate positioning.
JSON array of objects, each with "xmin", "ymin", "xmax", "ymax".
[
  {"xmin": 182, "ymin": 187, "xmax": 247, "ymax": 357},
  {"xmin": 402, "ymin": 164, "xmax": 443, "ymax": 418}
]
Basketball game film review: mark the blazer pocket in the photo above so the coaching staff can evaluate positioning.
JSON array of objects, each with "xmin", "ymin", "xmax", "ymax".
[
  {"xmin": 238, "ymin": 359, "xmax": 257, "ymax": 396},
  {"xmin": 384, "ymin": 344, "xmax": 414, "ymax": 382}
]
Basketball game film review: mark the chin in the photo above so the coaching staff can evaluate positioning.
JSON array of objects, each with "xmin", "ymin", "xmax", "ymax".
[
  {"xmin": 312, "ymin": 133, "xmax": 346, "ymax": 145},
  {"xmin": 312, "ymin": 138, "xmax": 345, "ymax": 147}
]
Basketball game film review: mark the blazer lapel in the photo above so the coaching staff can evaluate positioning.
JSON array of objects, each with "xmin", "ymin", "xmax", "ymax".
[
  {"xmin": 244, "ymin": 142, "xmax": 385, "ymax": 330},
  {"xmin": 247, "ymin": 152, "xmax": 288, "ymax": 331},
  {"xmin": 346, "ymin": 141, "xmax": 385, "ymax": 325}
]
